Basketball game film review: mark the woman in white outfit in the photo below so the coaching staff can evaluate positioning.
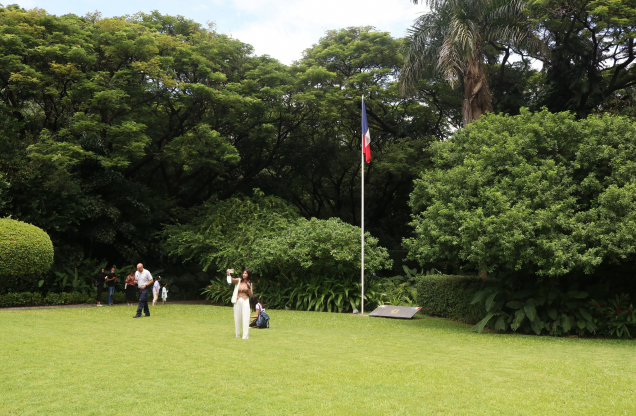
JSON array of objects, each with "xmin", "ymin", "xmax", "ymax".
[{"xmin": 228, "ymin": 269, "xmax": 253, "ymax": 339}]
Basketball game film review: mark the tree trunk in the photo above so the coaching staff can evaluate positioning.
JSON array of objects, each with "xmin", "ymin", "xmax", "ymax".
[{"xmin": 463, "ymin": 58, "xmax": 492, "ymax": 126}]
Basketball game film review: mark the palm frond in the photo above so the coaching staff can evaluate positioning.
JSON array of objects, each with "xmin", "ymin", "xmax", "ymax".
[{"xmin": 401, "ymin": 0, "xmax": 547, "ymax": 108}]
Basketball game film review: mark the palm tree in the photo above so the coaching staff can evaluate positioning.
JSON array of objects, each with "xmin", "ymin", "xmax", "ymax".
[{"xmin": 401, "ymin": 0, "xmax": 545, "ymax": 125}]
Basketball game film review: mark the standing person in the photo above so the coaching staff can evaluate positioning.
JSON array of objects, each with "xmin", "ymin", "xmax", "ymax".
[
  {"xmin": 125, "ymin": 269, "xmax": 136, "ymax": 306},
  {"xmin": 133, "ymin": 263, "xmax": 153, "ymax": 318},
  {"xmin": 152, "ymin": 276, "xmax": 161, "ymax": 306},
  {"xmin": 106, "ymin": 266, "xmax": 117, "ymax": 306},
  {"xmin": 161, "ymin": 283, "xmax": 168, "ymax": 305},
  {"xmin": 228, "ymin": 269, "xmax": 253, "ymax": 339},
  {"xmin": 95, "ymin": 268, "xmax": 106, "ymax": 307}
]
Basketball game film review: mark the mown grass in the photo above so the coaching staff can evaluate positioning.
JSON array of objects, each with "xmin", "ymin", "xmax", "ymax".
[{"xmin": 1, "ymin": 304, "xmax": 635, "ymax": 415}]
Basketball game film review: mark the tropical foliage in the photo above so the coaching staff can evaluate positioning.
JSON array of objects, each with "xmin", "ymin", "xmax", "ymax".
[
  {"xmin": 202, "ymin": 274, "xmax": 387, "ymax": 313},
  {"xmin": 592, "ymin": 293, "xmax": 636, "ymax": 338},
  {"xmin": 402, "ymin": 0, "xmax": 545, "ymax": 125},
  {"xmin": 471, "ymin": 286, "xmax": 598, "ymax": 335},
  {"xmin": 471, "ymin": 286, "xmax": 636, "ymax": 338},
  {"xmin": 162, "ymin": 191, "xmax": 299, "ymax": 272}
]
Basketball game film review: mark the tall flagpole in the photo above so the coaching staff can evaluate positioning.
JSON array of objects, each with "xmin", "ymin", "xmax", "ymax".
[{"xmin": 361, "ymin": 96, "xmax": 365, "ymax": 316}]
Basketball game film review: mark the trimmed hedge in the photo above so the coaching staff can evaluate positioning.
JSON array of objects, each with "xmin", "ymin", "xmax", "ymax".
[
  {"xmin": 0, "ymin": 218, "xmax": 54, "ymax": 277},
  {"xmin": 0, "ymin": 291, "xmax": 128, "ymax": 308},
  {"xmin": 416, "ymin": 275, "xmax": 499, "ymax": 324}
]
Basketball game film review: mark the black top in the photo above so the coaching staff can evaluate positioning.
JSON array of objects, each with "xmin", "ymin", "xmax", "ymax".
[
  {"xmin": 107, "ymin": 272, "xmax": 117, "ymax": 287},
  {"xmin": 95, "ymin": 272, "xmax": 106, "ymax": 288}
]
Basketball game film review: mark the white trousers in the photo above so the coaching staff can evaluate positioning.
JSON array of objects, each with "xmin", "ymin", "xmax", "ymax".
[{"xmin": 233, "ymin": 298, "xmax": 250, "ymax": 339}]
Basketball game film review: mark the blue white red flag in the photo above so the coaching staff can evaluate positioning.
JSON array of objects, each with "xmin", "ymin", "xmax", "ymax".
[{"xmin": 361, "ymin": 96, "xmax": 371, "ymax": 163}]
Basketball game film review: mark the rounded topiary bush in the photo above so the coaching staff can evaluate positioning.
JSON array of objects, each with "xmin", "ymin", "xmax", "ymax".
[{"xmin": 0, "ymin": 218, "xmax": 54, "ymax": 277}]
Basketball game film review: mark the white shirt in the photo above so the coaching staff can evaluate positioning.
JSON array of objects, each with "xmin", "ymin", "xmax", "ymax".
[
  {"xmin": 153, "ymin": 281, "xmax": 160, "ymax": 293},
  {"xmin": 135, "ymin": 269, "xmax": 153, "ymax": 289}
]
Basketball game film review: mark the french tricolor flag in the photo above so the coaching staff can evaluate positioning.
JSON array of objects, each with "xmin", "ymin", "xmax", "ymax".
[{"xmin": 361, "ymin": 96, "xmax": 371, "ymax": 163}]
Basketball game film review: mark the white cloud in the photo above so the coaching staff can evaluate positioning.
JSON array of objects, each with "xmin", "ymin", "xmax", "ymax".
[{"xmin": 226, "ymin": 0, "xmax": 427, "ymax": 64}]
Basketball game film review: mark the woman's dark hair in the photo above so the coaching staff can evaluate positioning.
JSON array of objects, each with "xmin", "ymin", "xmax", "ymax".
[
  {"xmin": 249, "ymin": 295, "xmax": 261, "ymax": 311},
  {"xmin": 128, "ymin": 269, "xmax": 135, "ymax": 276},
  {"xmin": 242, "ymin": 268, "xmax": 252, "ymax": 283}
]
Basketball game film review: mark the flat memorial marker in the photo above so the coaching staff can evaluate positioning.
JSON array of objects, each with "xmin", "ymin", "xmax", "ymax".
[{"xmin": 369, "ymin": 305, "xmax": 422, "ymax": 319}]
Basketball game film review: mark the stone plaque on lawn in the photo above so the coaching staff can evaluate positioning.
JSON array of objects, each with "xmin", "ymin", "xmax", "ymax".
[{"xmin": 369, "ymin": 305, "xmax": 422, "ymax": 319}]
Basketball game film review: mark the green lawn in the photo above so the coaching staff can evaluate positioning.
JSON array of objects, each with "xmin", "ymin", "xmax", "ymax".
[{"xmin": 1, "ymin": 304, "xmax": 635, "ymax": 415}]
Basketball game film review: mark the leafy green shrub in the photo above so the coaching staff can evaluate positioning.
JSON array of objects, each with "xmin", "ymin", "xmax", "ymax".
[
  {"xmin": 165, "ymin": 191, "xmax": 392, "ymax": 284},
  {"xmin": 592, "ymin": 294, "xmax": 636, "ymax": 338},
  {"xmin": 471, "ymin": 287, "xmax": 636, "ymax": 338},
  {"xmin": 192, "ymin": 206, "xmax": 394, "ymax": 314},
  {"xmin": 378, "ymin": 279, "xmax": 417, "ymax": 306},
  {"xmin": 0, "ymin": 292, "xmax": 44, "ymax": 307},
  {"xmin": 0, "ymin": 291, "xmax": 126, "ymax": 307},
  {"xmin": 0, "ymin": 218, "xmax": 54, "ymax": 277},
  {"xmin": 43, "ymin": 292, "xmax": 67, "ymax": 306},
  {"xmin": 375, "ymin": 267, "xmax": 421, "ymax": 306},
  {"xmin": 44, "ymin": 292, "xmax": 99, "ymax": 306},
  {"xmin": 44, "ymin": 260, "xmax": 109, "ymax": 294},
  {"xmin": 96, "ymin": 292, "xmax": 126, "ymax": 304},
  {"xmin": 406, "ymin": 110, "xmax": 636, "ymax": 282},
  {"xmin": 162, "ymin": 191, "xmax": 299, "ymax": 272},
  {"xmin": 416, "ymin": 275, "xmax": 498, "ymax": 324},
  {"xmin": 471, "ymin": 287, "xmax": 598, "ymax": 336},
  {"xmin": 251, "ymin": 217, "xmax": 393, "ymax": 280}
]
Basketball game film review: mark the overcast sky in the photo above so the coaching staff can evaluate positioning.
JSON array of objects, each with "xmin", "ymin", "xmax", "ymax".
[{"xmin": 13, "ymin": 0, "xmax": 428, "ymax": 64}]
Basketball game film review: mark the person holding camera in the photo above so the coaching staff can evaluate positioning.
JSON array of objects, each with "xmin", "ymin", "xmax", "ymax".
[{"xmin": 228, "ymin": 269, "xmax": 253, "ymax": 339}]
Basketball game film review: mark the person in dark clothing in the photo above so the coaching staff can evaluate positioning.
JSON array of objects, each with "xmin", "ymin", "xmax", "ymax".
[
  {"xmin": 106, "ymin": 266, "xmax": 117, "ymax": 305},
  {"xmin": 125, "ymin": 269, "xmax": 136, "ymax": 305},
  {"xmin": 95, "ymin": 268, "xmax": 106, "ymax": 307}
]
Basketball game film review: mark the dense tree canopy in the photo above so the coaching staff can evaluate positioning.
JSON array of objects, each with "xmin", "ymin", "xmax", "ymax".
[
  {"xmin": 0, "ymin": 6, "xmax": 453, "ymax": 289},
  {"xmin": 2, "ymin": 2, "xmax": 635, "ymax": 294},
  {"xmin": 406, "ymin": 110, "xmax": 636, "ymax": 287},
  {"xmin": 254, "ymin": 27, "xmax": 461, "ymax": 248},
  {"xmin": 529, "ymin": 0, "xmax": 636, "ymax": 117}
]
